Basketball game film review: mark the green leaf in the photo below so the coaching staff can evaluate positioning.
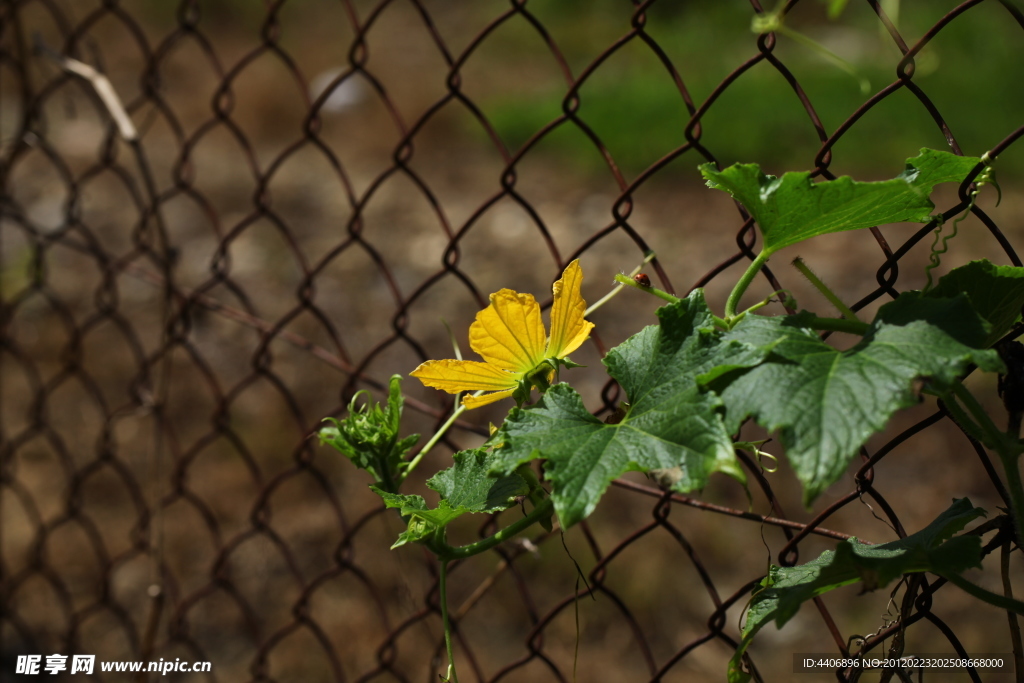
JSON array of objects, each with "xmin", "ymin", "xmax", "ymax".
[
  {"xmin": 927, "ymin": 260, "xmax": 1024, "ymax": 346},
  {"xmin": 371, "ymin": 487, "xmax": 468, "ymax": 549},
  {"xmin": 710, "ymin": 296, "xmax": 1003, "ymax": 505},
  {"xmin": 427, "ymin": 448, "xmax": 529, "ymax": 513},
  {"xmin": 373, "ymin": 488, "xmax": 427, "ymax": 513},
  {"xmin": 371, "ymin": 448, "xmax": 528, "ymax": 549},
  {"xmin": 727, "ymin": 499, "xmax": 985, "ymax": 682},
  {"xmin": 318, "ymin": 375, "xmax": 419, "ymax": 493},
  {"xmin": 700, "ymin": 149, "xmax": 981, "ymax": 255},
  {"xmin": 491, "ymin": 291, "xmax": 763, "ymax": 528}
]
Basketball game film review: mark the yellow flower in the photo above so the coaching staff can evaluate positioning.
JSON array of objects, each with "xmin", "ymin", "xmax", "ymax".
[{"xmin": 411, "ymin": 260, "xmax": 594, "ymax": 409}]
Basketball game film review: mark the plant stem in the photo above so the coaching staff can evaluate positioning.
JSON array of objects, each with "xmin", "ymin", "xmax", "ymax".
[
  {"xmin": 742, "ymin": 290, "xmax": 789, "ymax": 316},
  {"xmin": 937, "ymin": 392, "xmax": 990, "ymax": 446},
  {"xmin": 949, "ymin": 377, "xmax": 1002, "ymax": 444},
  {"xmin": 943, "ymin": 571, "xmax": 1024, "ymax": 615},
  {"xmin": 610, "ymin": 274, "xmax": 737, "ymax": 328},
  {"xmin": 404, "ymin": 403, "xmax": 469, "ymax": 480},
  {"xmin": 951, "ymin": 382, "xmax": 1024, "ymax": 548},
  {"xmin": 1000, "ymin": 453, "xmax": 1024, "ymax": 550},
  {"xmin": 438, "ymin": 558, "xmax": 459, "ymax": 683},
  {"xmin": 792, "ymin": 257, "xmax": 862, "ymax": 322},
  {"xmin": 612, "ymin": 273, "xmax": 680, "ymax": 305},
  {"xmin": 725, "ymin": 251, "xmax": 771, "ymax": 320},
  {"xmin": 1001, "ymin": 540, "xmax": 1024, "ymax": 680},
  {"xmin": 437, "ymin": 498, "xmax": 555, "ymax": 561},
  {"xmin": 586, "ymin": 253, "xmax": 657, "ymax": 316}
]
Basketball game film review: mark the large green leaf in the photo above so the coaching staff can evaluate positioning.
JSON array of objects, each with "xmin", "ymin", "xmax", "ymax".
[
  {"xmin": 700, "ymin": 149, "xmax": 981, "ymax": 254},
  {"xmin": 710, "ymin": 294, "xmax": 1003, "ymax": 505},
  {"xmin": 727, "ymin": 499, "xmax": 986, "ymax": 682},
  {"xmin": 928, "ymin": 260, "xmax": 1024, "ymax": 346},
  {"xmin": 491, "ymin": 291, "xmax": 764, "ymax": 528}
]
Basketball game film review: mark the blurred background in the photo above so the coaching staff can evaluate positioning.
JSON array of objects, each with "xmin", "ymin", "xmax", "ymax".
[{"xmin": 2, "ymin": 0, "xmax": 1024, "ymax": 680}]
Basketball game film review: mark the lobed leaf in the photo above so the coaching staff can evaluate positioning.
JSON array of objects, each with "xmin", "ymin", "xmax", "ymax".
[
  {"xmin": 491, "ymin": 291, "xmax": 764, "ymax": 528},
  {"xmin": 700, "ymin": 149, "xmax": 981, "ymax": 255},
  {"xmin": 709, "ymin": 295, "xmax": 1003, "ymax": 505},
  {"xmin": 371, "ymin": 449, "xmax": 528, "ymax": 549},
  {"xmin": 727, "ymin": 499, "xmax": 986, "ymax": 682}
]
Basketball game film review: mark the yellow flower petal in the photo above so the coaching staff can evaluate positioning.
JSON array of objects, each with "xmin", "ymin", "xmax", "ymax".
[
  {"xmin": 469, "ymin": 289, "xmax": 547, "ymax": 372},
  {"xmin": 410, "ymin": 359, "xmax": 519, "ymax": 394},
  {"xmin": 462, "ymin": 388, "xmax": 516, "ymax": 409},
  {"xmin": 413, "ymin": 261, "xmax": 595, "ymax": 409},
  {"xmin": 545, "ymin": 259, "xmax": 595, "ymax": 359}
]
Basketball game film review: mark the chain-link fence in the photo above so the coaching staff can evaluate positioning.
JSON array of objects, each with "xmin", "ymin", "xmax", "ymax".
[{"xmin": 2, "ymin": 0, "xmax": 1024, "ymax": 681}]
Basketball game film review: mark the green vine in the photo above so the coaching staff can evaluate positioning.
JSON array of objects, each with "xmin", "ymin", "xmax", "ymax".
[{"xmin": 321, "ymin": 149, "xmax": 1024, "ymax": 682}]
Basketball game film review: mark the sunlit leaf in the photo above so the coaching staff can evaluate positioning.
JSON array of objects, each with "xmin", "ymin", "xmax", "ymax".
[
  {"xmin": 491, "ymin": 291, "xmax": 762, "ymax": 528},
  {"xmin": 371, "ymin": 449, "xmax": 528, "ymax": 548},
  {"xmin": 700, "ymin": 149, "xmax": 981, "ymax": 255},
  {"xmin": 708, "ymin": 294, "xmax": 1002, "ymax": 505}
]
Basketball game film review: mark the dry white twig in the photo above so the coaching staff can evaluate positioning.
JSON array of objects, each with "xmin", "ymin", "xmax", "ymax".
[{"xmin": 38, "ymin": 41, "xmax": 137, "ymax": 141}]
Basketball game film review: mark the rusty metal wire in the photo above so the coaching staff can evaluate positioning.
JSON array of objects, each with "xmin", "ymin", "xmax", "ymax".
[{"xmin": 2, "ymin": 0, "xmax": 1023, "ymax": 681}]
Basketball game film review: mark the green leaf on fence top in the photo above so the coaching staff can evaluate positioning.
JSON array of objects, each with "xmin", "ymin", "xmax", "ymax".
[
  {"xmin": 491, "ymin": 291, "xmax": 763, "ymax": 528},
  {"xmin": 709, "ymin": 294, "xmax": 1002, "ymax": 506},
  {"xmin": 700, "ymin": 149, "xmax": 981, "ymax": 255},
  {"xmin": 928, "ymin": 260, "xmax": 1024, "ymax": 346},
  {"xmin": 427, "ymin": 448, "xmax": 529, "ymax": 513},
  {"xmin": 727, "ymin": 498, "xmax": 985, "ymax": 682}
]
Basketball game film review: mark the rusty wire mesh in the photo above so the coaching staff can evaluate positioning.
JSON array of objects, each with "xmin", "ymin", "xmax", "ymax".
[{"xmin": 2, "ymin": 0, "xmax": 1024, "ymax": 681}]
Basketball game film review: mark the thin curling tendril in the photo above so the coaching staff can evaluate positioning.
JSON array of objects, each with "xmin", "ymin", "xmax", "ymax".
[{"xmin": 924, "ymin": 159, "xmax": 997, "ymax": 291}]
